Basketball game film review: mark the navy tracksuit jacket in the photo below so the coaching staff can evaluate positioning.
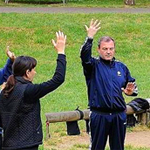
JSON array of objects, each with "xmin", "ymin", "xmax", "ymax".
[
  {"xmin": 80, "ymin": 37, "xmax": 138, "ymax": 150},
  {"xmin": 0, "ymin": 58, "xmax": 13, "ymax": 85}
]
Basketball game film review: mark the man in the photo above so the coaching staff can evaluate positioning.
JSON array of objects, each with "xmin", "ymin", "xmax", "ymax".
[
  {"xmin": 0, "ymin": 46, "xmax": 16, "ymax": 85},
  {"xmin": 80, "ymin": 19, "xmax": 138, "ymax": 150}
]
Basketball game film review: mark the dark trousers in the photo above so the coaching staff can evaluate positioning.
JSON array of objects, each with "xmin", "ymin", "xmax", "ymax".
[
  {"xmin": 2, "ymin": 145, "xmax": 39, "ymax": 150},
  {"xmin": 0, "ymin": 127, "xmax": 3, "ymax": 149},
  {"xmin": 90, "ymin": 111, "xmax": 126, "ymax": 150},
  {"xmin": 0, "ymin": 135, "xmax": 2, "ymax": 150}
]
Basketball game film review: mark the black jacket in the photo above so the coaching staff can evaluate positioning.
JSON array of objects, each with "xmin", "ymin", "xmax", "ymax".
[{"xmin": 0, "ymin": 54, "xmax": 66, "ymax": 149}]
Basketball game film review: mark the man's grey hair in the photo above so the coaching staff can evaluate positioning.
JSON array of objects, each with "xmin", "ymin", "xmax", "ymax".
[{"xmin": 98, "ymin": 36, "xmax": 115, "ymax": 48}]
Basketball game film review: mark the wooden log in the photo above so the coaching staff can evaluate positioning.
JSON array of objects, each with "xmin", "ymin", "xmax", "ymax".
[
  {"xmin": 45, "ymin": 106, "xmax": 137, "ymax": 139},
  {"xmin": 141, "ymin": 113, "xmax": 147, "ymax": 125},
  {"xmin": 126, "ymin": 105, "xmax": 135, "ymax": 115},
  {"xmin": 45, "ymin": 98, "xmax": 150, "ymax": 139},
  {"xmin": 45, "ymin": 109, "xmax": 89, "ymax": 139},
  {"xmin": 146, "ymin": 110, "xmax": 150, "ymax": 127},
  {"xmin": 45, "ymin": 109, "xmax": 89, "ymax": 123},
  {"xmin": 46, "ymin": 105, "xmax": 149, "ymax": 123},
  {"xmin": 137, "ymin": 113, "xmax": 147, "ymax": 125},
  {"xmin": 46, "ymin": 99, "xmax": 150, "ymax": 123}
]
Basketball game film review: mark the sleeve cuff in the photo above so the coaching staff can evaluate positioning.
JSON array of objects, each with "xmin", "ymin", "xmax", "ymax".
[
  {"xmin": 85, "ymin": 37, "xmax": 93, "ymax": 43},
  {"xmin": 7, "ymin": 58, "xmax": 13, "ymax": 64},
  {"xmin": 58, "ymin": 54, "xmax": 66, "ymax": 60}
]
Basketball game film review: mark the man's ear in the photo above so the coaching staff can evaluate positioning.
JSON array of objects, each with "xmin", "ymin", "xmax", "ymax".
[{"xmin": 97, "ymin": 47, "xmax": 100, "ymax": 54}]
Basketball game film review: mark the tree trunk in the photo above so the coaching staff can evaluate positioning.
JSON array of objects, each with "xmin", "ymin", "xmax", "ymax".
[{"xmin": 124, "ymin": 0, "xmax": 135, "ymax": 5}]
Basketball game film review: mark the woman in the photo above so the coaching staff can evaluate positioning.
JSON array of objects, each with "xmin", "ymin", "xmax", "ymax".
[{"xmin": 0, "ymin": 31, "xmax": 67, "ymax": 150}]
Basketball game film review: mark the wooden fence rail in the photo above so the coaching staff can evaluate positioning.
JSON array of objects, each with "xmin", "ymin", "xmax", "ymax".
[{"xmin": 45, "ymin": 99, "xmax": 150, "ymax": 139}]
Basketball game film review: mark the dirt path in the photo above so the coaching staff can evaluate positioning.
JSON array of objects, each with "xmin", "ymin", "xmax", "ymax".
[
  {"xmin": 44, "ymin": 130, "xmax": 150, "ymax": 150},
  {"xmin": 125, "ymin": 131, "xmax": 150, "ymax": 148}
]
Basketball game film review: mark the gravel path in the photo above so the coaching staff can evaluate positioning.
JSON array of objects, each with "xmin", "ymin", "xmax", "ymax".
[{"xmin": 0, "ymin": 7, "xmax": 150, "ymax": 13}]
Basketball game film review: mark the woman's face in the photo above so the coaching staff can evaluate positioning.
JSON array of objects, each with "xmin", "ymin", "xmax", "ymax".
[{"xmin": 26, "ymin": 67, "xmax": 36, "ymax": 82}]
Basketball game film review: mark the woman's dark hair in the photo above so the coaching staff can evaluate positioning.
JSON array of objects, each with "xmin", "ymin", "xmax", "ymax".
[{"xmin": 3, "ymin": 56, "xmax": 37, "ymax": 98}]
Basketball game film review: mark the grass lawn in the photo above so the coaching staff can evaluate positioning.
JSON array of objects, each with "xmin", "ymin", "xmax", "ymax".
[
  {"xmin": 0, "ymin": 13, "xmax": 150, "ymax": 149},
  {"xmin": 0, "ymin": 0, "xmax": 150, "ymax": 7}
]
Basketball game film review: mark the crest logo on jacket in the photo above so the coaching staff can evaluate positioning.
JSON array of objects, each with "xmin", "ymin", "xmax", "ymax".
[{"xmin": 117, "ymin": 71, "xmax": 121, "ymax": 76}]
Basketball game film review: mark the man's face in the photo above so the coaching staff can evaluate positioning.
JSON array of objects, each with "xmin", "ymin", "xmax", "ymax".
[{"xmin": 97, "ymin": 40, "xmax": 115, "ymax": 61}]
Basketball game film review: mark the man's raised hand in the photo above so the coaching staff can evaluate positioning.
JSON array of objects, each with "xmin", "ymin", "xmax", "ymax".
[{"xmin": 85, "ymin": 19, "xmax": 101, "ymax": 39}]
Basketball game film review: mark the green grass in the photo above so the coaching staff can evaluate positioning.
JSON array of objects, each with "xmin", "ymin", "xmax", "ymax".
[
  {"xmin": 125, "ymin": 145, "xmax": 150, "ymax": 150},
  {"xmin": 0, "ymin": 13, "xmax": 150, "ymax": 149},
  {"xmin": 0, "ymin": 0, "xmax": 150, "ymax": 7}
]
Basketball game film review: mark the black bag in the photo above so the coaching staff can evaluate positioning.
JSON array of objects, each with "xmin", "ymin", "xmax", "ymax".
[
  {"xmin": 127, "ymin": 114, "xmax": 137, "ymax": 127},
  {"xmin": 66, "ymin": 121, "xmax": 80, "ymax": 135}
]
